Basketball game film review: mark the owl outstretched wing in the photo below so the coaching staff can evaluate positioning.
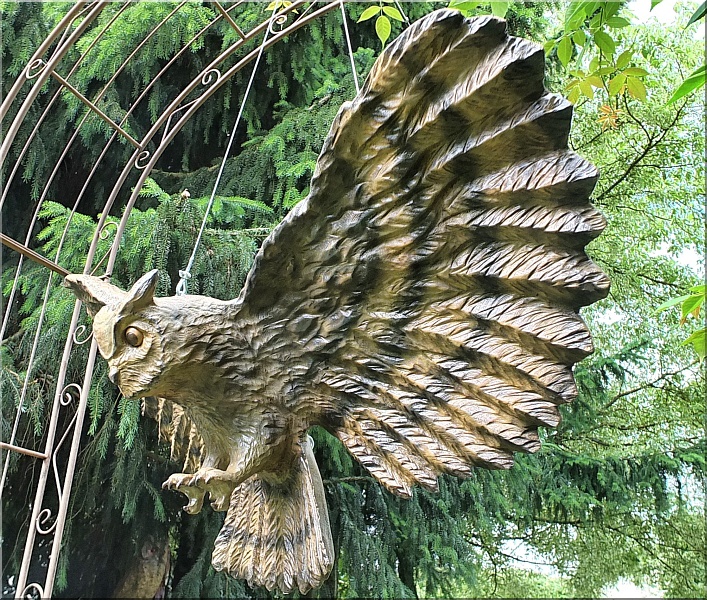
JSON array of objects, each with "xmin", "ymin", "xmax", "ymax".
[{"xmin": 230, "ymin": 9, "xmax": 609, "ymax": 498}]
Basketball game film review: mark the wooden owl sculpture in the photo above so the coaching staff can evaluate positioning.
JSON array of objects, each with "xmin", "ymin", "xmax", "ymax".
[{"xmin": 65, "ymin": 10, "xmax": 609, "ymax": 595}]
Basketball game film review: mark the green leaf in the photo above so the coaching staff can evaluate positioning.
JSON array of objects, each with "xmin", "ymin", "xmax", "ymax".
[
  {"xmin": 606, "ymin": 16, "xmax": 630, "ymax": 28},
  {"xmin": 655, "ymin": 294, "xmax": 690, "ymax": 312},
  {"xmin": 608, "ymin": 73, "xmax": 626, "ymax": 95},
  {"xmin": 589, "ymin": 11, "xmax": 603, "ymax": 30},
  {"xmin": 586, "ymin": 75, "xmax": 603, "ymax": 87},
  {"xmin": 687, "ymin": 1, "xmax": 706, "ymax": 26},
  {"xmin": 382, "ymin": 6, "xmax": 403, "ymax": 21},
  {"xmin": 357, "ymin": 5, "xmax": 380, "ymax": 22},
  {"xmin": 375, "ymin": 14, "xmax": 391, "ymax": 46},
  {"xmin": 616, "ymin": 49, "xmax": 632, "ymax": 69},
  {"xmin": 682, "ymin": 329, "xmax": 706, "ymax": 359},
  {"xmin": 667, "ymin": 64, "xmax": 706, "ymax": 104},
  {"xmin": 573, "ymin": 29, "xmax": 587, "ymax": 46},
  {"xmin": 594, "ymin": 31, "xmax": 616, "ymax": 56},
  {"xmin": 623, "ymin": 67, "xmax": 648, "ymax": 77},
  {"xmin": 650, "ymin": 0, "xmax": 664, "ymax": 9},
  {"xmin": 603, "ymin": 2, "xmax": 620, "ymax": 19},
  {"xmin": 448, "ymin": 0, "xmax": 481, "ymax": 13},
  {"xmin": 558, "ymin": 36, "xmax": 573, "ymax": 66},
  {"xmin": 689, "ymin": 284, "xmax": 706, "ymax": 294},
  {"xmin": 626, "ymin": 76, "xmax": 647, "ymax": 100},
  {"xmin": 543, "ymin": 39, "xmax": 556, "ymax": 54},
  {"xmin": 266, "ymin": 0, "xmax": 292, "ymax": 11},
  {"xmin": 579, "ymin": 79, "xmax": 594, "ymax": 98},
  {"xmin": 681, "ymin": 293, "xmax": 705, "ymax": 321},
  {"xmin": 566, "ymin": 1, "xmax": 597, "ymax": 31},
  {"xmin": 490, "ymin": 1, "xmax": 509, "ymax": 17},
  {"xmin": 567, "ymin": 86, "xmax": 581, "ymax": 104}
]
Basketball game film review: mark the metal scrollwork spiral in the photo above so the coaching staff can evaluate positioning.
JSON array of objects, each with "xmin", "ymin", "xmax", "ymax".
[
  {"xmin": 89, "ymin": 221, "xmax": 119, "ymax": 276},
  {"xmin": 134, "ymin": 149, "xmax": 152, "ymax": 170},
  {"xmin": 25, "ymin": 58, "xmax": 47, "ymax": 80},
  {"xmin": 268, "ymin": 10, "xmax": 290, "ymax": 34},
  {"xmin": 60, "ymin": 383, "xmax": 82, "ymax": 407},
  {"xmin": 20, "ymin": 582, "xmax": 45, "ymax": 599},
  {"xmin": 201, "ymin": 68, "xmax": 222, "ymax": 87},
  {"xmin": 71, "ymin": 324, "xmax": 93, "ymax": 345},
  {"xmin": 35, "ymin": 508, "xmax": 58, "ymax": 535}
]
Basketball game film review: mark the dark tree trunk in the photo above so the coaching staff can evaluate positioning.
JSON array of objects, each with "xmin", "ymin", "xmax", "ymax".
[{"xmin": 397, "ymin": 547, "xmax": 418, "ymax": 599}]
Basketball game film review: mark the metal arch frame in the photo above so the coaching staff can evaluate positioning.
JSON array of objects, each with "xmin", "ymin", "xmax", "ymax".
[{"xmin": 0, "ymin": 2, "xmax": 343, "ymax": 597}]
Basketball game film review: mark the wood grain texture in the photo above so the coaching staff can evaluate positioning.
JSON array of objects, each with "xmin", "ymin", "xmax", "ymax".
[{"xmin": 65, "ymin": 9, "xmax": 609, "ymax": 594}]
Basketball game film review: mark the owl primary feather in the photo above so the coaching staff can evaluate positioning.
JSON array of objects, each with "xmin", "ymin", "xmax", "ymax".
[{"xmin": 65, "ymin": 10, "xmax": 609, "ymax": 595}]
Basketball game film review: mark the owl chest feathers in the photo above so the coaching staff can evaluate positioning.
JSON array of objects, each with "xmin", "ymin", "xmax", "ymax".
[{"xmin": 124, "ymin": 298, "xmax": 309, "ymax": 468}]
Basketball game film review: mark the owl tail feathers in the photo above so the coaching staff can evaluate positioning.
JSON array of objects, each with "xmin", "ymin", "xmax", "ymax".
[{"xmin": 212, "ymin": 436, "xmax": 335, "ymax": 594}]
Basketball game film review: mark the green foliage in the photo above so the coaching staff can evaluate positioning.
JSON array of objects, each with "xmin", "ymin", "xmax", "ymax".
[
  {"xmin": 449, "ymin": 1, "xmax": 511, "ymax": 19},
  {"xmin": 668, "ymin": 63, "xmax": 706, "ymax": 104},
  {"xmin": 357, "ymin": 2, "xmax": 404, "ymax": 47},
  {"xmin": 656, "ymin": 285, "xmax": 706, "ymax": 360},
  {"xmin": 668, "ymin": 1, "xmax": 706, "ymax": 103},
  {"xmin": 2, "ymin": 3, "xmax": 704, "ymax": 598}
]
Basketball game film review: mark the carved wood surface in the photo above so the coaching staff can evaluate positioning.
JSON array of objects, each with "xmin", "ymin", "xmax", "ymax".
[{"xmin": 66, "ymin": 9, "xmax": 609, "ymax": 594}]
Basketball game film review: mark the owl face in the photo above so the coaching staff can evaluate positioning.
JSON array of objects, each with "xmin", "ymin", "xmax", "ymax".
[
  {"xmin": 64, "ymin": 270, "xmax": 167, "ymax": 398},
  {"xmin": 93, "ymin": 303, "xmax": 166, "ymax": 398}
]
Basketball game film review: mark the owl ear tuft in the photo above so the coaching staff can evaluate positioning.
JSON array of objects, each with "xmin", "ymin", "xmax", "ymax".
[
  {"xmin": 122, "ymin": 269, "xmax": 159, "ymax": 312},
  {"xmin": 63, "ymin": 274, "xmax": 126, "ymax": 318}
]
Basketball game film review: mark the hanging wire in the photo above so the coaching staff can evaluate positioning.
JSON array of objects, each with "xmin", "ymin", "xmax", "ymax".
[
  {"xmin": 394, "ymin": 0, "xmax": 411, "ymax": 25},
  {"xmin": 175, "ymin": 8, "xmax": 277, "ymax": 295},
  {"xmin": 339, "ymin": 0, "xmax": 360, "ymax": 95}
]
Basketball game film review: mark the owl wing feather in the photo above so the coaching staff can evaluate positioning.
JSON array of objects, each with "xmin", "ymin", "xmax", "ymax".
[
  {"xmin": 154, "ymin": 10, "xmax": 610, "ymax": 495},
  {"xmin": 230, "ymin": 10, "xmax": 609, "ymax": 497},
  {"xmin": 143, "ymin": 397, "xmax": 204, "ymax": 473}
]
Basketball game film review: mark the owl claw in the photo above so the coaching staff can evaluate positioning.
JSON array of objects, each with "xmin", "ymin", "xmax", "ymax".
[
  {"xmin": 163, "ymin": 473, "xmax": 205, "ymax": 514},
  {"xmin": 190, "ymin": 468, "xmax": 236, "ymax": 511},
  {"xmin": 163, "ymin": 469, "xmax": 235, "ymax": 513},
  {"xmin": 205, "ymin": 481, "xmax": 234, "ymax": 511}
]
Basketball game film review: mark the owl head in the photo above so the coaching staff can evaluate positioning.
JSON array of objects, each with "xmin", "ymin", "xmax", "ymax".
[{"xmin": 64, "ymin": 270, "xmax": 167, "ymax": 398}]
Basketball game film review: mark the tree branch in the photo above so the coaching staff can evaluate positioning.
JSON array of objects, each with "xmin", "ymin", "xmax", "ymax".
[{"xmin": 600, "ymin": 362, "xmax": 699, "ymax": 412}]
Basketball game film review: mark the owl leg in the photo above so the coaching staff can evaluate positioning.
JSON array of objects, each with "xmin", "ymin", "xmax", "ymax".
[
  {"xmin": 190, "ymin": 468, "xmax": 238, "ymax": 511},
  {"xmin": 163, "ymin": 473, "xmax": 206, "ymax": 514},
  {"xmin": 163, "ymin": 468, "xmax": 240, "ymax": 513}
]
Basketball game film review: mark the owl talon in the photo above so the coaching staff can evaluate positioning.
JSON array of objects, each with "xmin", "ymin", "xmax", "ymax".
[
  {"xmin": 163, "ymin": 472, "xmax": 194, "ymax": 489},
  {"xmin": 163, "ymin": 470, "xmax": 236, "ymax": 513},
  {"xmin": 163, "ymin": 473, "xmax": 206, "ymax": 514},
  {"xmin": 205, "ymin": 481, "xmax": 235, "ymax": 511},
  {"xmin": 181, "ymin": 487, "xmax": 206, "ymax": 514}
]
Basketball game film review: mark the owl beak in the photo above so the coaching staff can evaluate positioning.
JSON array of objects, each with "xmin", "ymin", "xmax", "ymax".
[{"xmin": 108, "ymin": 366, "xmax": 120, "ymax": 386}]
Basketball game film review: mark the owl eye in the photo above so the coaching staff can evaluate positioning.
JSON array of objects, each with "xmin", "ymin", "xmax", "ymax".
[{"xmin": 124, "ymin": 326, "xmax": 144, "ymax": 347}]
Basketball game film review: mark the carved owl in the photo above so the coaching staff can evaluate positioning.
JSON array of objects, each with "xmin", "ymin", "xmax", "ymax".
[{"xmin": 65, "ymin": 10, "xmax": 609, "ymax": 595}]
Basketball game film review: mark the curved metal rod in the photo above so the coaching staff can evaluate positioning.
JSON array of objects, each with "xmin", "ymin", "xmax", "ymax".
[
  {"xmin": 0, "ymin": 2, "xmax": 106, "ymax": 164},
  {"xmin": 82, "ymin": 1, "xmax": 339, "ymax": 276},
  {"xmin": 14, "ymin": 299, "xmax": 83, "ymax": 596},
  {"xmin": 0, "ymin": 2, "xmax": 185, "ymax": 340},
  {"xmin": 137, "ymin": 0, "xmax": 313, "ymax": 155},
  {"xmin": 0, "ymin": 2, "xmax": 249, "ymax": 341},
  {"xmin": 0, "ymin": 268, "xmax": 58, "ymax": 493},
  {"xmin": 0, "ymin": 2, "xmax": 248, "ymax": 335},
  {"xmin": 7, "ymin": 5, "xmax": 341, "ymax": 598},
  {"xmin": 0, "ymin": 1, "xmax": 89, "ymax": 120},
  {"xmin": 43, "ymin": 339, "xmax": 100, "ymax": 598},
  {"xmin": 0, "ymin": 2, "xmax": 160, "ymax": 209}
]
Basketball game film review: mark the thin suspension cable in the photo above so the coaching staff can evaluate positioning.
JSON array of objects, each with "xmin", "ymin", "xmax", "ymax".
[
  {"xmin": 339, "ymin": 0, "xmax": 360, "ymax": 95},
  {"xmin": 175, "ymin": 9, "xmax": 276, "ymax": 296},
  {"xmin": 394, "ymin": 0, "xmax": 411, "ymax": 25}
]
